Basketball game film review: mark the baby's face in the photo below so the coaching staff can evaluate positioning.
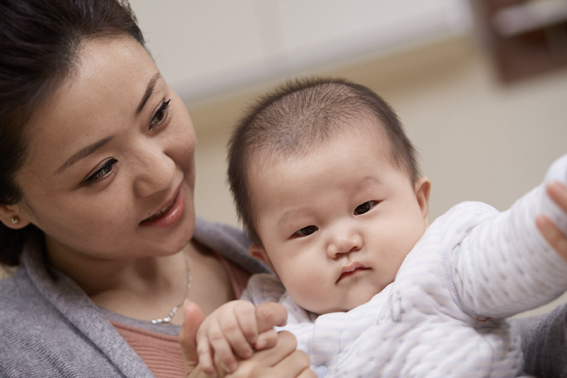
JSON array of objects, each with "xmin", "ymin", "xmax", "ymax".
[{"xmin": 249, "ymin": 121, "xmax": 430, "ymax": 314}]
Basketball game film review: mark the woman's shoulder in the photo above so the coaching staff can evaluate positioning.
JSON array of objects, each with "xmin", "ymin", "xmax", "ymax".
[
  {"xmin": 0, "ymin": 265, "xmax": 153, "ymax": 377},
  {"xmin": 0, "ymin": 266, "xmax": 38, "ymax": 316}
]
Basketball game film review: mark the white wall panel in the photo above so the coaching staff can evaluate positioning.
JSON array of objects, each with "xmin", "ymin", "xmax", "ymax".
[{"xmin": 129, "ymin": 0, "xmax": 472, "ymax": 102}]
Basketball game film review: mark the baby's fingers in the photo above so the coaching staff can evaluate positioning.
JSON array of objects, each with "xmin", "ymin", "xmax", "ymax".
[
  {"xmin": 233, "ymin": 301, "xmax": 259, "ymax": 344},
  {"xmin": 196, "ymin": 331, "xmax": 222, "ymax": 377},
  {"xmin": 254, "ymin": 329, "xmax": 278, "ymax": 350},
  {"xmin": 219, "ymin": 306, "xmax": 255, "ymax": 360},
  {"xmin": 206, "ymin": 322, "xmax": 239, "ymax": 375}
]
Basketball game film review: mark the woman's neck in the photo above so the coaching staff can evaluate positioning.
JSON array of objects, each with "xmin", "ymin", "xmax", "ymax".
[{"xmin": 45, "ymin": 238, "xmax": 234, "ymax": 324}]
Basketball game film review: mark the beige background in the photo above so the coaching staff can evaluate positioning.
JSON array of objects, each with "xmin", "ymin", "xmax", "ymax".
[{"xmin": 3, "ymin": 1, "xmax": 567, "ymax": 316}]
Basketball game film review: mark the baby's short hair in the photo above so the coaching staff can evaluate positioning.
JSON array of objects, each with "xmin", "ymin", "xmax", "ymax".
[{"xmin": 228, "ymin": 77, "xmax": 419, "ymax": 242}]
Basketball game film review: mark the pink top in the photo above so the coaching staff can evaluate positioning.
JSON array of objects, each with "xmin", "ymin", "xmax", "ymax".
[{"xmin": 112, "ymin": 252, "xmax": 251, "ymax": 378}]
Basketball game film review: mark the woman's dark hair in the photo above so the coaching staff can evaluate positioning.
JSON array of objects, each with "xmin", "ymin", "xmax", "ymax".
[{"xmin": 0, "ymin": 0, "xmax": 145, "ymax": 266}]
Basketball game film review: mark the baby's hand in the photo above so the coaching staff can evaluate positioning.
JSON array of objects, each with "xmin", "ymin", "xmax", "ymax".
[{"xmin": 196, "ymin": 300, "xmax": 278, "ymax": 377}]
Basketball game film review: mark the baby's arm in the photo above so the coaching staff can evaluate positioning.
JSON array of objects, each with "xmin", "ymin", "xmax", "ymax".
[
  {"xmin": 450, "ymin": 154, "xmax": 567, "ymax": 318},
  {"xmin": 196, "ymin": 300, "xmax": 278, "ymax": 377}
]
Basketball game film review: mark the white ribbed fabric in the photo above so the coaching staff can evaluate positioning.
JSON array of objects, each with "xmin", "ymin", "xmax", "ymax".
[{"xmin": 242, "ymin": 155, "xmax": 567, "ymax": 378}]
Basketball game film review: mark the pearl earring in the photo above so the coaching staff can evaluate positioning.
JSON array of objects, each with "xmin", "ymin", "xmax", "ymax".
[{"xmin": 11, "ymin": 216, "xmax": 19, "ymax": 225}]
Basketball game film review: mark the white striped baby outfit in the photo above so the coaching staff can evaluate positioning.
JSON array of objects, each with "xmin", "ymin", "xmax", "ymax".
[{"xmin": 242, "ymin": 155, "xmax": 567, "ymax": 378}]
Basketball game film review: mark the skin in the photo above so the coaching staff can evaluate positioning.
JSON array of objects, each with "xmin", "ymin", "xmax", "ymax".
[
  {"xmin": 0, "ymin": 35, "xmax": 314, "ymax": 378},
  {"xmin": 538, "ymin": 180, "xmax": 567, "ymax": 262},
  {"xmin": 249, "ymin": 121, "xmax": 430, "ymax": 315}
]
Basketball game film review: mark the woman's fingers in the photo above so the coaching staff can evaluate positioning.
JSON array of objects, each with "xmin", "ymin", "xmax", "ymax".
[
  {"xmin": 227, "ymin": 331, "xmax": 314, "ymax": 378},
  {"xmin": 297, "ymin": 368, "xmax": 318, "ymax": 378},
  {"xmin": 547, "ymin": 181, "xmax": 567, "ymax": 215},
  {"xmin": 538, "ymin": 181, "xmax": 567, "ymax": 262},
  {"xmin": 537, "ymin": 215, "xmax": 567, "ymax": 261},
  {"xmin": 179, "ymin": 301, "xmax": 207, "ymax": 377},
  {"xmin": 250, "ymin": 330, "xmax": 297, "ymax": 368},
  {"xmin": 269, "ymin": 347, "xmax": 314, "ymax": 378}
]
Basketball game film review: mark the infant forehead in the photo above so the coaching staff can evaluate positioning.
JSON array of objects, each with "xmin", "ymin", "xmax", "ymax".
[{"xmin": 249, "ymin": 117, "xmax": 392, "ymax": 168}]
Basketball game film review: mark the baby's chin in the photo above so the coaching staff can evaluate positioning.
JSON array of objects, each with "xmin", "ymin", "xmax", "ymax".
[{"xmin": 305, "ymin": 293, "xmax": 380, "ymax": 315}]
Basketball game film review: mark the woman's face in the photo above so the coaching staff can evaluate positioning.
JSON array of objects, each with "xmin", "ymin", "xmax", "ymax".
[{"xmin": 11, "ymin": 36, "xmax": 197, "ymax": 261}]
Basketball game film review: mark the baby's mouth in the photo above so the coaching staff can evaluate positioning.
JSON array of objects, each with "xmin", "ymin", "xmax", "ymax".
[{"xmin": 337, "ymin": 263, "xmax": 370, "ymax": 283}]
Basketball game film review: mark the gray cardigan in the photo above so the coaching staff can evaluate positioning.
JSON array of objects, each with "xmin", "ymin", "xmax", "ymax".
[
  {"xmin": 0, "ymin": 218, "xmax": 566, "ymax": 377},
  {"xmin": 0, "ymin": 218, "xmax": 269, "ymax": 378}
]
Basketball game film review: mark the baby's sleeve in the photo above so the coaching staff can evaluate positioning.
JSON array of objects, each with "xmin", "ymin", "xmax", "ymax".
[
  {"xmin": 240, "ymin": 273, "xmax": 286, "ymax": 306},
  {"xmin": 445, "ymin": 154, "xmax": 567, "ymax": 319}
]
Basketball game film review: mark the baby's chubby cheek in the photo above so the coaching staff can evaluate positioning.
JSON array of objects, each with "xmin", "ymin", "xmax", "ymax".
[{"xmin": 282, "ymin": 274, "xmax": 329, "ymax": 313}]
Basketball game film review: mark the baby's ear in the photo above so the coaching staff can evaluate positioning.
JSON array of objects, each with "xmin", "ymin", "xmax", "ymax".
[
  {"xmin": 249, "ymin": 243, "xmax": 275, "ymax": 271},
  {"xmin": 414, "ymin": 176, "xmax": 431, "ymax": 227}
]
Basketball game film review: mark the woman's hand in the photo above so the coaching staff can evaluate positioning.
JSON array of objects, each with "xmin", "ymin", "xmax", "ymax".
[
  {"xmin": 179, "ymin": 301, "xmax": 207, "ymax": 378},
  {"xmin": 180, "ymin": 300, "xmax": 315, "ymax": 378},
  {"xmin": 221, "ymin": 330, "xmax": 315, "ymax": 378},
  {"xmin": 537, "ymin": 181, "xmax": 567, "ymax": 261}
]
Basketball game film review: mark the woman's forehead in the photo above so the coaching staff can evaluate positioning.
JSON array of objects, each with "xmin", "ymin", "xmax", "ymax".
[{"xmin": 22, "ymin": 36, "xmax": 159, "ymax": 172}]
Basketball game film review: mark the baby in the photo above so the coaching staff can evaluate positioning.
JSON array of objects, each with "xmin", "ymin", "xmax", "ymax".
[{"xmin": 196, "ymin": 77, "xmax": 567, "ymax": 377}]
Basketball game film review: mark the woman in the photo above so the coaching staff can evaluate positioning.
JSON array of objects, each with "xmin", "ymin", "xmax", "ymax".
[
  {"xmin": 0, "ymin": 1, "xmax": 565, "ymax": 378},
  {"xmin": 0, "ymin": 0, "xmax": 312, "ymax": 377}
]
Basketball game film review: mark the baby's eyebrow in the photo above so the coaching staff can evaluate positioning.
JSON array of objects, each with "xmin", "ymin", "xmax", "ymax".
[
  {"xmin": 276, "ymin": 208, "xmax": 307, "ymax": 231},
  {"xmin": 356, "ymin": 176, "xmax": 382, "ymax": 190}
]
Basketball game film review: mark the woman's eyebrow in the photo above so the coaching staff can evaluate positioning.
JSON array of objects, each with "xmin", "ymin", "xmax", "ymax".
[
  {"xmin": 136, "ymin": 72, "xmax": 161, "ymax": 115},
  {"xmin": 55, "ymin": 136, "xmax": 113, "ymax": 175}
]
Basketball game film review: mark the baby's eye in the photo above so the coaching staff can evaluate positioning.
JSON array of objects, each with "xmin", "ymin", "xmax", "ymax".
[
  {"xmin": 354, "ymin": 201, "xmax": 377, "ymax": 215},
  {"xmin": 294, "ymin": 225, "xmax": 318, "ymax": 237}
]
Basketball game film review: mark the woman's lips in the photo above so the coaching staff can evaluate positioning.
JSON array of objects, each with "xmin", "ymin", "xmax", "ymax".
[{"xmin": 140, "ymin": 186, "xmax": 185, "ymax": 227}]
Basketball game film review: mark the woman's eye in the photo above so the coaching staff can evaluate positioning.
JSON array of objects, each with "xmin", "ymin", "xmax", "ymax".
[
  {"xmin": 354, "ymin": 201, "xmax": 377, "ymax": 215},
  {"xmin": 294, "ymin": 225, "xmax": 318, "ymax": 237},
  {"xmin": 150, "ymin": 99, "xmax": 171, "ymax": 129},
  {"xmin": 83, "ymin": 159, "xmax": 117, "ymax": 185}
]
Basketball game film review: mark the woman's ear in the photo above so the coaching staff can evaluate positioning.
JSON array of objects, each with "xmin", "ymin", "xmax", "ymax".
[
  {"xmin": 414, "ymin": 176, "xmax": 431, "ymax": 227},
  {"xmin": 0, "ymin": 204, "xmax": 31, "ymax": 229},
  {"xmin": 249, "ymin": 243, "xmax": 275, "ymax": 273}
]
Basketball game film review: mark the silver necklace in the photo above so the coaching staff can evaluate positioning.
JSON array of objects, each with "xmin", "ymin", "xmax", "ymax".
[{"xmin": 151, "ymin": 252, "xmax": 191, "ymax": 325}]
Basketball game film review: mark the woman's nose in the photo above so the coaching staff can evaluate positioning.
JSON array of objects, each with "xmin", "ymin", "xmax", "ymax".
[
  {"xmin": 327, "ymin": 226, "xmax": 364, "ymax": 258},
  {"xmin": 133, "ymin": 146, "xmax": 175, "ymax": 197}
]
